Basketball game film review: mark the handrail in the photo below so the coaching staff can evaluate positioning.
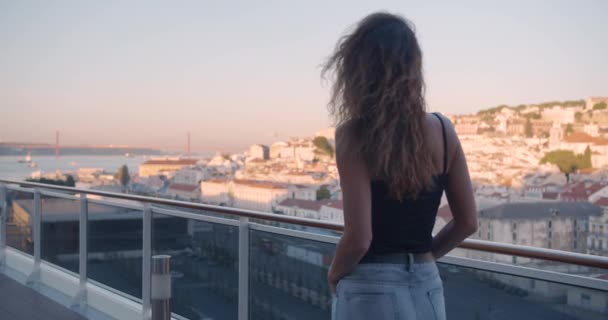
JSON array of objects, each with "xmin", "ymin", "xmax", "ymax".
[{"xmin": 2, "ymin": 178, "xmax": 608, "ymax": 270}]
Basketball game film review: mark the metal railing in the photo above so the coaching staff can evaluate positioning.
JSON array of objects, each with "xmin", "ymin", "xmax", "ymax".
[{"xmin": 1, "ymin": 178, "xmax": 608, "ymax": 320}]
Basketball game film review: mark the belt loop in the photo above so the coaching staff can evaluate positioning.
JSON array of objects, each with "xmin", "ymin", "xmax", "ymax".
[{"xmin": 407, "ymin": 253, "xmax": 414, "ymax": 271}]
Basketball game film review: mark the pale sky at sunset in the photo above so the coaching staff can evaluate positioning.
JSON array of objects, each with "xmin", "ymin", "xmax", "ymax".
[{"xmin": 1, "ymin": 0, "xmax": 607, "ymax": 152}]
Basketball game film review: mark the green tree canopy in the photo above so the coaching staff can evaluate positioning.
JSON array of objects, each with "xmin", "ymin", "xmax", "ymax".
[
  {"xmin": 316, "ymin": 186, "xmax": 331, "ymax": 200},
  {"xmin": 565, "ymin": 124, "xmax": 574, "ymax": 136},
  {"xmin": 65, "ymin": 175, "xmax": 76, "ymax": 187},
  {"xmin": 583, "ymin": 145, "xmax": 592, "ymax": 169},
  {"xmin": 313, "ymin": 136, "xmax": 334, "ymax": 157},
  {"xmin": 524, "ymin": 118, "xmax": 533, "ymax": 138},
  {"xmin": 115, "ymin": 164, "xmax": 130, "ymax": 191},
  {"xmin": 593, "ymin": 102, "xmax": 607, "ymax": 111},
  {"xmin": 540, "ymin": 149, "xmax": 593, "ymax": 180},
  {"xmin": 26, "ymin": 177, "xmax": 75, "ymax": 187}
]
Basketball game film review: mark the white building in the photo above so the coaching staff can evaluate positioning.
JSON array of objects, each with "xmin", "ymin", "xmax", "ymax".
[
  {"xmin": 139, "ymin": 159, "xmax": 198, "ymax": 177},
  {"xmin": 200, "ymin": 179, "xmax": 232, "ymax": 206},
  {"xmin": 472, "ymin": 202, "xmax": 602, "ymax": 264},
  {"xmin": 167, "ymin": 184, "xmax": 199, "ymax": 201},
  {"xmin": 270, "ymin": 141, "xmax": 289, "ymax": 159},
  {"xmin": 287, "ymin": 185, "xmax": 317, "ymax": 201},
  {"xmin": 319, "ymin": 200, "xmax": 343, "ymax": 223},
  {"xmin": 232, "ymin": 180, "xmax": 289, "ymax": 212},
  {"xmin": 542, "ymin": 107, "xmax": 576, "ymax": 125},
  {"xmin": 549, "ymin": 122, "xmax": 564, "ymax": 149},
  {"xmin": 275, "ymin": 198, "xmax": 324, "ymax": 220},
  {"xmin": 587, "ymin": 206, "xmax": 608, "ymax": 256},
  {"xmin": 249, "ymin": 144, "xmax": 269, "ymax": 160},
  {"xmin": 173, "ymin": 167, "xmax": 207, "ymax": 186},
  {"xmin": 275, "ymin": 198, "xmax": 343, "ymax": 222},
  {"xmin": 584, "ymin": 124, "xmax": 599, "ymax": 137}
]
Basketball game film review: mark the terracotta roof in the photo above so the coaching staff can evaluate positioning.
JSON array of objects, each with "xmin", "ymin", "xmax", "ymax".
[
  {"xmin": 169, "ymin": 184, "xmax": 199, "ymax": 192},
  {"xmin": 559, "ymin": 181, "xmax": 607, "ymax": 200},
  {"xmin": 563, "ymin": 132, "xmax": 608, "ymax": 145},
  {"xmin": 203, "ymin": 179, "xmax": 229, "ymax": 184},
  {"xmin": 593, "ymin": 197, "xmax": 608, "ymax": 207},
  {"xmin": 142, "ymin": 159, "xmax": 197, "ymax": 166},
  {"xmin": 233, "ymin": 179, "xmax": 287, "ymax": 190}
]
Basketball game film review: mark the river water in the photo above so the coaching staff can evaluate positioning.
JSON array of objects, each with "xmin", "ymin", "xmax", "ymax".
[{"xmin": 0, "ymin": 155, "xmax": 145, "ymax": 181}]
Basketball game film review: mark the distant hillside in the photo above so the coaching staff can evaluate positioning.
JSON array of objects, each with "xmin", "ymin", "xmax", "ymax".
[
  {"xmin": 0, "ymin": 143, "xmax": 164, "ymax": 156},
  {"xmin": 477, "ymin": 99, "xmax": 586, "ymax": 116}
]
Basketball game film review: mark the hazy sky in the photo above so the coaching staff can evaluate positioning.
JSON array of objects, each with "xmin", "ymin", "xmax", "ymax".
[{"xmin": 1, "ymin": 1, "xmax": 607, "ymax": 152}]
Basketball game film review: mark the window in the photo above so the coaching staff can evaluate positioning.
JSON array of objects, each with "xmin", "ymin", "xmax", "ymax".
[
  {"xmin": 591, "ymin": 238, "xmax": 596, "ymax": 249},
  {"xmin": 581, "ymin": 293, "xmax": 591, "ymax": 307},
  {"xmin": 512, "ymin": 232, "xmax": 517, "ymax": 242},
  {"xmin": 600, "ymin": 240, "xmax": 604, "ymax": 250},
  {"xmin": 512, "ymin": 222, "xmax": 517, "ymax": 230},
  {"xmin": 574, "ymin": 240, "xmax": 577, "ymax": 249},
  {"xmin": 548, "ymin": 220, "xmax": 552, "ymax": 229}
]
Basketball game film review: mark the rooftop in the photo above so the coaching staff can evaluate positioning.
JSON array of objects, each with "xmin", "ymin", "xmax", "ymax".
[{"xmin": 142, "ymin": 159, "xmax": 198, "ymax": 166}]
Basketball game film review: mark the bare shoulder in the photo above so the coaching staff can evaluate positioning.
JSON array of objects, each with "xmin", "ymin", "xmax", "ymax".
[
  {"xmin": 334, "ymin": 121, "xmax": 359, "ymax": 157},
  {"xmin": 425, "ymin": 112, "xmax": 458, "ymax": 145}
]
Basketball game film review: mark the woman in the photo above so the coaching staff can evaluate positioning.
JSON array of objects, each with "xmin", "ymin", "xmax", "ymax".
[{"xmin": 324, "ymin": 12, "xmax": 477, "ymax": 320}]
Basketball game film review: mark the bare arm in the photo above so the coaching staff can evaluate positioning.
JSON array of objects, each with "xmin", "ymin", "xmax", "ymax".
[
  {"xmin": 327, "ymin": 128, "xmax": 372, "ymax": 293},
  {"xmin": 431, "ymin": 117, "xmax": 478, "ymax": 260}
]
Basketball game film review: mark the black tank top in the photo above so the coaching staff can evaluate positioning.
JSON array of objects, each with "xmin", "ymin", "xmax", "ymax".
[{"xmin": 364, "ymin": 113, "xmax": 448, "ymax": 255}]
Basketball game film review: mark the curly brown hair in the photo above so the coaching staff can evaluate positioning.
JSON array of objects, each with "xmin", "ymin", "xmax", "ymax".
[{"xmin": 322, "ymin": 12, "xmax": 434, "ymax": 200}]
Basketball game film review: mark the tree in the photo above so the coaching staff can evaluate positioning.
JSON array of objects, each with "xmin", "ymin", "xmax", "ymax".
[
  {"xmin": 65, "ymin": 175, "xmax": 76, "ymax": 187},
  {"xmin": 115, "ymin": 164, "xmax": 130, "ymax": 192},
  {"xmin": 565, "ymin": 124, "xmax": 574, "ymax": 136},
  {"xmin": 583, "ymin": 145, "xmax": 592, "ymax": 169},
  {"xmin": 313, "ymin": 136, "xmax": 334, "ymax": 157},
  {"xmin": 316, "ymin": 186, "xmax": 331, "ymax": 200},
  {"xmin": 540, "ymin": 149, "xmax": 592, "ymax": 182},
  {"xmin": 575, "ymin": 111, "xmax": 583, "ymax": 122},
  {"xmin": 524, "ymin": 118, "xmax": 533, "ymax": 138},
  {"xmin": 593, "ymin": 102, "xmax": 607, "ymax": 111},
  {"xmin": 26, "ymin": 177, "xmax": 75, "ymax": 187}
]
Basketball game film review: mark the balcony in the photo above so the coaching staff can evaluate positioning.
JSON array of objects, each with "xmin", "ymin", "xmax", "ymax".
[{"xmin": 0, "ymin": 178, "xmax": 607, "ymax": 320}]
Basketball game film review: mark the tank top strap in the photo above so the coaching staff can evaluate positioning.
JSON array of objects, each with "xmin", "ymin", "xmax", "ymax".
[{"xmin": 432, "ymin": 112, "xmax": 448, "ymax": 175}]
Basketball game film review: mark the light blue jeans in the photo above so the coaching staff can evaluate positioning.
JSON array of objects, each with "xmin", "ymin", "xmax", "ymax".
[{"xmin": 332, "ymin": 261, "xmax": 446, "ymax": 320}]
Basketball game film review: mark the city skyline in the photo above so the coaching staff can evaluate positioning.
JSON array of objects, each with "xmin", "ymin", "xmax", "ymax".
[{"xmin": 1, "ymin": 1, "xmax": 607, "ymax": 151}]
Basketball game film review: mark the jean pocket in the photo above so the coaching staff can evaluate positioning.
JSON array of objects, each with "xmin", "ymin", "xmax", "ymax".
[
  {"xmin": 339, "ymin": 291, "xmax": 399, "ymax": 320},
  {"xmin": 428, "ymin": 287, "xmax": 446, "ymax": 320}
]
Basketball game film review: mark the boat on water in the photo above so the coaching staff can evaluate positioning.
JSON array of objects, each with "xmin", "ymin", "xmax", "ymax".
[
  {"xmin": 29, "ymin": 161, "xmax": 38, "ymax": 168},
  {"xmin": 125, "ymin": 152, "xmax": 134, "ymax": 157},
  {"xmin": 69, "ymin": 161, "xmax": 78, "ymax": 166},
  {"xmin": 18, "ymin": 153, "xmax": 32, "ymax": 163}
]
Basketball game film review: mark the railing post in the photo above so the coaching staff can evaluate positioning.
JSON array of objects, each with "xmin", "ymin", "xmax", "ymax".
[
  {"xmin": 71, "ymin": 193, "xmax": 88, "ymax": 309},
  {"xmin": 142, "ymin": 204, "xmax": 152, "ymax": 320},
  {"xmin": 0, "ymin": 183, "xmax": 6, "ymax": 269},
  {"xmin": 238, "ymin": 217, "xmax": 250, "ymax": 320},
  {"xmin": 151, "ymin": 255, "xmax": 171, "ymax": 320},
  {"xmin": 26, "ymin": 188, "xmax": 41, "ymax": 286}
]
